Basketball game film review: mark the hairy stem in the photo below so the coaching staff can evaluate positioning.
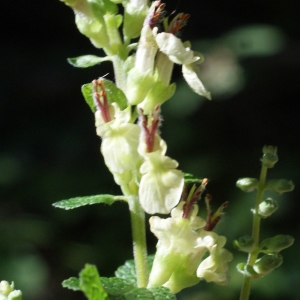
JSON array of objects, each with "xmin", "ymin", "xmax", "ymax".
[{"xmin": 239, "ymin": 165, "xmax": 268, "ymax": 300}]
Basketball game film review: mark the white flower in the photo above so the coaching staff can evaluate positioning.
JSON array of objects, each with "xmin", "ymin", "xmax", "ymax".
[
  {"xmin": 95, "ymin": 105, "xmax": 141, "ymax": 177},
  {"xmin": 147, "ymin": 202, "xmax": 232, "ymax": 293},
  {"xmin": 155, "ymin": 32, "xmax": 211, "ymax": 100},
  {"xmin": 138, "ymin": 138, "xmax": 184, "ymax": 214}
]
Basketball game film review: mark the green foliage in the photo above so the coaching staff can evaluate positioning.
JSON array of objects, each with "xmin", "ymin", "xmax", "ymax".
[
  {"xmin": 115, "ymin": 256, "xmax": 154, "ymax": 285},
  {"xmin": 67, "ymin": 55, "xmax": 111, "ymax": 68},
  {"xmin": 80, "ymin": 264, "xmax": 108, "ymax": 300},
  {"xmin": 52, "ymin": 194, "xmax": 120, "ymax": 210},
  {"xmin": 183, "ymin": 173, "xmax": 202, "ymax": 184},
  {"xmin": 82, "ymin": 79, "xmax": 128, "ymax": 113},
  {"xmin": 101, "ymin": 277, "xmax": 176, "ymax": 300},
  {"xmin": 62, "ymin": 262, "xmax": 175, "ymax": 300}
]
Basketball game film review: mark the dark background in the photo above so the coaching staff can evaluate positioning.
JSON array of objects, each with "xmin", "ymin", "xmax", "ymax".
[{"xmin": 1, "ymin": 0, "xmax": 300, "ymax": 299}]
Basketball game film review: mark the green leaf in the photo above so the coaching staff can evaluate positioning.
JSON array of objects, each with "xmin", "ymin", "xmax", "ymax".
[
  {"xmin": 82, "ymin": 83, "xmax": 96, "ymax": 112},
  {"xmin": 62, "ymin": 277, "xmax": 80, "ymax": 291},
  {"xmin": 100, "ymin": 277, "xmax": 176, "ymax": 300},
  {"xmin": 183, "ymin": 173, "xmax": 203, "ymax": 184},
  {"xmin": 101, "ymin": 78, "xmax": 128, "ymax": 110},
  {"xmin": 80, "ymin": 264, "xmax": 108, "ymax": 300},
  {"xmin": 52, "ymin": 194, "xmax": 117, "ymax": 210},
  {"xmin": 115, "ymin": 255, "xmax": 154, "ymax": 285},
  {"xmin": 67, "ymin": 55, "xmax": 110, "ymax": 68}
]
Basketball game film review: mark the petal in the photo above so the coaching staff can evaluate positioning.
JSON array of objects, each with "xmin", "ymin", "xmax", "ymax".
[
  {"xmin": 156, "ymin": 33, "xmax": 198, "ymax": 65},
  {"xmin": 182, "ymin": 64, "xmax": 211, "ymax": 99}
]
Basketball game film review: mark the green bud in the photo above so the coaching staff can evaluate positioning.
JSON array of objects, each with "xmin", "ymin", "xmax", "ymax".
[
  {"xmin": 234, "ymin": 235, "xmax": 255, "ymax": 253},
  {"xmin": 236, "ymin": 178, "xmax": 258, "ymax": 192},
  {"xmin": 253, "ymin": 254, "xmax": 282, "ymax": 276},
  {"xmin": 261, "ymin": 235, "xmax": 294, "ymax": 253},
  {"xmin": 258, "ymin": 198, "xmax": 278, "ymax": 217},
  {"xmin": 266, "ymin": 179, "xmax": 294, "ymax": 194},
  {"xmin": 261, "ymin": 145, "xmax": 278, "ymax": 168},
  {"xmin": 124, "ymin": 2, "xmax": 149, "ymax": 39},
  {"xmin": 262, "ymin": 145, "xmax": 277, "ymax": 155},
  {"xmin": 88, "ymin": 0, "xmax": 118, "ymax": 16}
]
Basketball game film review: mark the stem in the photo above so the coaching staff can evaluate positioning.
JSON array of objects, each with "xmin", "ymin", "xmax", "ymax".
[
  {"xmin": 122, "ymin": 184, "xmax": 149, "ymax": 288},
  {"xmin": 239, "ymin": 165, "xmax": 268, "ymax": 300}
]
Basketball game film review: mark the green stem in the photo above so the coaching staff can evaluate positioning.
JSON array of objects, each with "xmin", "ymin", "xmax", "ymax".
[
  {"xmin": 239, "ymin": 165, "xmax": 268, "ymax": 300},
  {"xmin": 122, "ymin": 184, "xmax": 149, "ymax": 288}
]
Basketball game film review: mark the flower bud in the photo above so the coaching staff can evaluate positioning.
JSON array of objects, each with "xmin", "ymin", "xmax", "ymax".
[
  {"xmin": 261, "ymin": 235, "xmax": 294, "ymax": 253},
  {"xmin": 266, "ymin": 179, "xmax": 294, "ymax": 194},
  {"xmin": 261, "ymin": 153, "xmax": 278, "ymax": 168},
  {"xmin": 253, "ymin": 254, "xmax": 282, "ymax": 276},
  {"xmin": 236, "ymin": 178, "xmax": 258, "ymax": 192},
  {"xmin": 234, "ymin": 235, "xmax": 255, "ymax": 253},
  {"xmin": 258, "ymin": 198, "xmax": 278, "ymax": 217},
  {"xmin": 262, "ymin": 145, "xmax": 277, "ymax": 155},
  {"xmin": 8, "ymin": 290, "xmax": 22, "ymax": 300}
]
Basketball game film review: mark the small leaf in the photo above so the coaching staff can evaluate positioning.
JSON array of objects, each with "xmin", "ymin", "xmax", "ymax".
[
  {"xmin": 62, "ymin": 277, "xmax": 80, "ymax": 291},
  {"xmin": 80, "ymin": 264, "xmax": 108, "ymax": 300},
  {"xmin": 82, "ymin": 83, "xmax": 96, "ymax": 112},
  {"xmin": 52, "ymin": 194, "xmax": 117, "ymax": 210},
  {"xmin": 67, "ymin": 55, "xmax": 110, "ymax": 68},
  {"xmin": 102, "ymin": 78, "xmax": 128, "ymax": 110},
  {"xmin": 183, "ymin": 173, "xmax": 202, "ymax": 184},
  {"xmin": 115, "ymin": 255, "xmax": 154, "ymax": 285}
]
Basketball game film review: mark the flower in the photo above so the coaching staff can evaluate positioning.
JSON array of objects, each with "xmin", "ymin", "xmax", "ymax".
[
  {"xmin": 147, "ymin": 202, "xmax": 232, "ymax": 293},
  {"xmin": 155, "ymin": 30, "xmax": 211, "ymax": 100},
  {"xmin": 138, "ymin": 137, "xmax": 184, "ymax": 214}
]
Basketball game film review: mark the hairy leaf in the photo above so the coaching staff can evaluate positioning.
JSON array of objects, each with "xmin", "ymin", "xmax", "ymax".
[
  {"xmin": 67, "ymin": 55, "xmax": 110, "ymax": 68},
  {"xmin": 80, "ymin": 264, "xmax": 108, "ymax": 300},
  {"xmin": 52, "ymin": 194, "xmax": 117, "ymax": 210},
  {"xmin": 62, "ymin": 277, "xmax": 80, "ymax": 291}
]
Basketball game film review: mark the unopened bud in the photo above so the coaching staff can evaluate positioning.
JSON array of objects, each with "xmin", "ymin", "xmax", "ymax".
[
  {"xmin": 262, "ymin": 235, "xmax": 294, "ymax": 253},
  {"xmin": 236, "ymin": 178, "xmax": 258, "ymax": 192},
  {"xmin": 253, "ymin": 254, "xmax": 282, "ymax": 275},
  {"xmin": 234, "ymin": 235, "xmax": 255, "ymax": 253},
  {"xmin": 261, "ymin": 145, "xmax": 278, "ymax": 168},
  {"xmin": 258, "ymin": 198, "xmax": 278, "ymax": 217},
  {"xmin": 266, "ymin": 179, "xmax": 294, "ymax": 194}
]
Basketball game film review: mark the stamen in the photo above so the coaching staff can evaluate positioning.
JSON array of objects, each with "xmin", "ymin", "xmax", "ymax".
[
  {"xmin": 92, "ymin": 79, "xmax": 112, "ymax": 123},
  {"xmin": 144, "ymin": 1, "xmax": 166, "ymax": 29},
  {"xmin": 167, "ymin": 13, "xmax": 190, "ymax": 35}
]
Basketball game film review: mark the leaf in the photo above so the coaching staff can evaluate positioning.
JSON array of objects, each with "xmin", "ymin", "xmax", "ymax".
[
  {"xmin": 67, "ymin": 55, "xmax": 110, "ymax": 68},
  {"xmin": 62, "ymin": 277, "xmax": 80, "ymax": 291},
  {"xmin": 101, "ymin": 78, "xmax": 128, "ymax": 110},
  {"xmin": 183, "ymin": 173, "xmax": 203, "ymax": 184},
  {"xmin": 82, "ymin": 83, "xmax": 96, "ymax": 112},
  {"xmin": 52, "ymin": 194, "xmax": 117, "ymax": 210},
  {"xmin": 80, "ymin": 264, "xmax": 108, "ymax": 300},
  {"xmin": 100, "ymin": 277, "xmax": 176, "ymax": 300},
  {"xmin": 115, "ymin": 255, "xmax": 154, "ymax": 285}
]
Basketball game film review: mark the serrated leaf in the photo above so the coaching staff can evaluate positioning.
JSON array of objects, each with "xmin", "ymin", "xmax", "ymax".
[
  {"xmin": 82, "ymin": 83, "xmax": 96, "ymax": 112},
  {"xmin": 67, "ymin": 55, "xmax": 110, "ymax": 68},
  {"xmin": 80, "ymin": 264, "xmax": 108, "ymax": 300},
  {"xmin": 183, "ymin": 173, "xmax": 203, "ymax": 184},
  {"xmin": 149, "ymin": 286, "xmax": 176, "ymax": 300},
  {"xmin": 115, "ymin": 255, "xmax": 154, "ymax": 285},
  {"xmin": 62, "ymin": 277, "xmax": 80, "ymax": 291},
  {"xmin": 52, "ymin": 194, "xmax": 116, "ymax": 210},
  {"xmin": 100, "ymin": 277, "xmax": 175, "ymax": 300},
  {"xmin": 101, "ymin": 78, "xmax": 128, "ymax": 110}
]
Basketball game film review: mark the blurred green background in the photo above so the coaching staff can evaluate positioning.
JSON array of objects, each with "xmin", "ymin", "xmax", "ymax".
[{"xmin": 1, "ymin": 0, "xmax": 300, "ymax": 299}]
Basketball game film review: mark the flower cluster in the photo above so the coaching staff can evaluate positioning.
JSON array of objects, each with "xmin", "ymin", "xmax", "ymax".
[{"xmin": 148, "ymin": 202, "xmax": 233, "ymax": 293}]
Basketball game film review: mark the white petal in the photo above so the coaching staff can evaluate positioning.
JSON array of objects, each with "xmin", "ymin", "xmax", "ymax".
[
  {"xmin": 182, "ymin": 64, "xmax": 211, "ymax": 99},
  {"xmin": 156, "ymin": 33, "xmax": 198, "ymax": 65}
]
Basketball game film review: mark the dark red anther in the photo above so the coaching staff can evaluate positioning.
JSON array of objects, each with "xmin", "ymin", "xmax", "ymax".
[
  {"xmin": 139, "ymin": 106, "xmax": 160, "ymax": 153},
  {"xmin": 145, "ymin": 1, "xmax": 166, "ymax": 29},
  {"xmin": 167, "ymin": 13, "xmax": 190, "ymax": 35},
  {"xmin": 92, "ymin": 79, "xmax": 112, "ymax": 123}
]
